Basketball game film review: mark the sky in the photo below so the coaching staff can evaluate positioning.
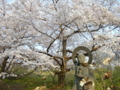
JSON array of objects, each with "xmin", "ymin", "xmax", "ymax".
[{"xmin": 7, "ymin": 0, "xmax": 15, "ymax": 4}]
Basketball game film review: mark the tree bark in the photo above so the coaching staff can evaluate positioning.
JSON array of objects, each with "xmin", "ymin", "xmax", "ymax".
[
  {"xmin": 58, "ymin": 72, "xmax": 66, "ymax": 85},
  {"xmin": 57, "ymin": 36, "xmax": 67, "ymax": 87},
  {"xmin": 1, "ymin": 56, "xmax": 9, "ymax": 72},
  {"xmin": 57, "ymin": 66, "xmax": 66, "ymax": 87}
]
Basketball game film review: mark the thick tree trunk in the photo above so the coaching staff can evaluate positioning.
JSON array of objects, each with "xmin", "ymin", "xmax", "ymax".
[
  {"xmin": 57, "ymin": 37, "xmax": 67, "ymax": 87},
  {"xmin": 58, "ymin": 70, "xmax": 66, "ymax": 86},
  {"xmin": 1, "ymin": 56, "xmax": 9, "ymax": 72}
]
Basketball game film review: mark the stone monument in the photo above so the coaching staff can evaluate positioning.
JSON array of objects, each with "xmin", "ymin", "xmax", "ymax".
[{"xmin": 72, "ymin": 46, "xmax": 94, "ymax": 90}]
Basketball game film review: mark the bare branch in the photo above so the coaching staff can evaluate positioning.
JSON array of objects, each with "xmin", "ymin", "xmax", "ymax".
[
  {"xmin": 52, "ymin": 0, "xmax": 58, "ymax": 11},
  {"xmin": 37, "ymin": 51, "xmax": 62, "ymax": 65},
  {"xmin": 5, "ymin": 56, "xmax": 15, "ymax": 71},
  {"xmin": 18, "ymin": 66, "xmax": 38, "ymax": 78},
  {"xmin": 66, "ymin": 49, "xmax": 72, "ymax": 53},
  {"xmin": 30, "ymin": 20, "xmax": 54, "ymax": 39},
  {"xmin": 46, "ymin": 19, "xmax": 76, "ymax": 53},
  {"xmin": 47, "ymin": 25, "xmax": 64, "ymax": 53}
]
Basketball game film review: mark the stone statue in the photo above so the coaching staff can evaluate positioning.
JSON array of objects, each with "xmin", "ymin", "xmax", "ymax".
[{"xmin": 72, "ymin": 46, "xmax": 94, "ymax": 90}]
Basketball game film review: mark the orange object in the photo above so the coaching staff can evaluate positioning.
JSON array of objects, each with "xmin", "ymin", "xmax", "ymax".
[
  {"xmin": 103, "ymin": 72, "xmax": 112, "ymax": 80},
  {"xmin": 42, "ymin": 77, "xmax": 46, "ymax": 80}
]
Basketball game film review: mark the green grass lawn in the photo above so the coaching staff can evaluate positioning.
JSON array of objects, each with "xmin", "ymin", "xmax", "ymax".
[
  {"xmin": 1, "ymin": 67, "xmax": 120, "ymax": 90},
  {"xmin": 1, "ymin": 71, "xmax": 74, "ymax": 90}
]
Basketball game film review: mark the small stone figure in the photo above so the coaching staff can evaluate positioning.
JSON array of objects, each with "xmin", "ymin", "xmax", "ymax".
[{"xmin": 72, "ymin": 46, "xmax": 94, "ymax": 90}]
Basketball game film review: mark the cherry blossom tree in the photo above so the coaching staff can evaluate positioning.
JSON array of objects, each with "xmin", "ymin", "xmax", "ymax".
[
  {"xmin": 0, "ymin": 0, "xmax": 120, "ymax": 86},
  {"xmin": 0, "ymin": 0, "xmax": 60, "ymax": 79}
]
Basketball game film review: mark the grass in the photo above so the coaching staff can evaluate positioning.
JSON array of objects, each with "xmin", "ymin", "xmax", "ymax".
[
  {"xmin": 1, "ymin": 71, "xmax": 74, "ymax": 90},
  {"xmin": 1, "ymin": 67, "xmax": 120, "ymax": 90},
  {"xmin": 2, "ymin": 73, "xmax": 57, "ymax": 90}
]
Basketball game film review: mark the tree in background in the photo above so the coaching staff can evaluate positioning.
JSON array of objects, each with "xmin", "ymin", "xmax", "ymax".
[{"xmin": 0, "ymin": 0, "xmax": 120, "ymax": 87}]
